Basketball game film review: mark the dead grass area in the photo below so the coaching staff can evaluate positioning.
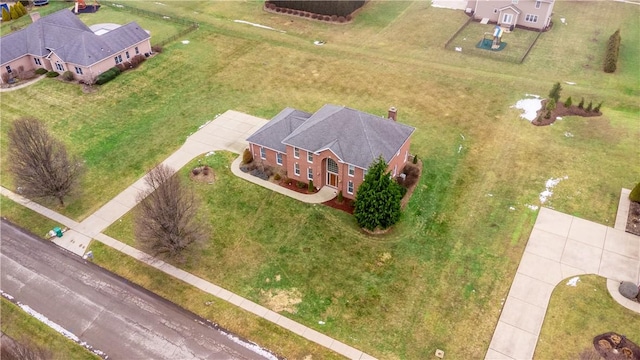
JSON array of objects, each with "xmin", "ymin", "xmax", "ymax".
[
  {"xmin": 261, "ymin": 288, "xmax": 303, "ymax": 314},
  {"xmin": 189, "ymin": 165, "xmax": 216, "ymax": 184}
]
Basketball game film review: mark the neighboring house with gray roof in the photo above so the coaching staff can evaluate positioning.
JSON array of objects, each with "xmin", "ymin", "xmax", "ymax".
[
  {"xmin": 0, "ymin": 9, "xmax": 151, "ymax": 84},
  {"xmin": 466, "ymin": 0, "xmax": 555, "ymax": 31},
  {"xmin": 247, "ymin": 104, "xmax": 415, "ymax": 199}
]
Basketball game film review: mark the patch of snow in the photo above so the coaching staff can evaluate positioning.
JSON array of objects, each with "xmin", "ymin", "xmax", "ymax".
[
  {"xmin": 1, "ymin": 290, "xmax": 15, "ymax": 300},
  {"xmin": 181, "ymin": 40, "xmax": 190, "ymax": 44},
  {"xmin": 318, "ymin": 320, "xmax": 325, "ymax": 325},
  {"xmin": 112, "ymin": 3, "xmax": 124, "ymax": 8},
  {"xmin": 313, "ymin": 40, "xmax": 325, "ymax": 46},
  {"xmin": 509, "ymin": 206, "xmax": 515, "ymax": 211},
  {"xmin": 162, "ymin": 16, "xmax": 170, "ymax": 19},
  {"xmin": 458, "ymin": 144, "xmax": 463, "ymax": 153},
  {"xmin": 234, "ymin": 20, "xmax": 286, "ymax": 33},
  {"xmin": 566, "ymin": 276, "xmax": 580, "ymax": 286},
  {"xmin": 486, "ymin": 193, "xmax": 493, "ymax": 197},
  {"xmin": 205, "ymin": 151, "xmax": 215, "ymax": 157},
  {"xmin": 564, "ymin": 132, "xmax": 574, "ymax": 138},
  {"xmin": 460, "ymin": 133, "xmax": 465, "ymax": 140},
  {"xmin": 556, "ymin": 116, "xmax": 563, "ymax": 120},
  {"xmin": 154, "ymin": 1, "xmax": 166, "ymax": 5},
  {"xmin": 512, "ymin": 95, "xmax": 543, "ymax": 121},
  {"xmin": 525, "ymin": 204, "xmax": 539, "ymax": 211},
  {"xmin": 560, "ymin": 17, "xmax": 566, "ymax": 24},
  {"xmin": 455, "ymin": 46, "xmax": 462, "ymax": 52},
  {"xmin": 539, "ymin": 176, "xmax": 568, "ymax": 204},
  {"xmin": 222, "ymin": 331, "xmax": 279, "ymax": 360},
  {"xmin": 431, "ymin": 0, "xmax": 467, "ymax": 10},
  {"xmin": 564, "ymin": 81, "xmax": 576, "ymax": 85}
]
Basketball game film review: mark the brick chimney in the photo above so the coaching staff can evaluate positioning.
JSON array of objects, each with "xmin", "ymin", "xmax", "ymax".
[
  {"xmin": 388, "ymin": 106, "xmax": 397, "ymax": 121},
  {"xmin": 30, "ymin": 12, "xmax": 41, "ymax": 22}
]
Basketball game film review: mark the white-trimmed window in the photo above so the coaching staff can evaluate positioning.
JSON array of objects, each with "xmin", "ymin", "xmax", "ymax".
[
  {"xmin": 135, "ymin": 46, "xmax": 139, "ymax": 54},
  {"xmin": 347, "ymin": 180, "xmax": 354, "ymax": 194},
  {"xmin": 115, "ymin": 55, "xmax": 123, "ymax": 64},
  {"xmin": 525, "ymin": 14, "xmax": 538, "ymax": 23},
  {"xmin": 294, "ymin": 163, "xmax": 300, "ymax": 176},
  {"xmin": 74, "ymin": 66, "xmax": 83, "ymax": 75},
  {"xmin": 260, "ymin": 147, "xmax": 266, "ymax": 159},
  {"xmin": 348, "ymin": 164, "xmax": 355, "ymax": 177},
  {"xmin": 126, "ymin": 51, "xmax": 130, "ymax": 59},
  {"xmin": 307, "ymin": 151, "xmax": 313, "ymax": 163},
  {"xmin": 5, "ymin": 65, "xmax": 11, "ymax": 73},
  {"xmin": 55, "ymin": 62, "xmax": 64, "ymax": 71},
  {"xmin": 276, "ymin": 153, "xmax": 283, "ymax": 165},
  {"xmin": 393, "ymin": 165, "xmax": 397, "ymax": 177},
  {"xmin": 502, "ymin": 13, "xmax": 514, "ymax": 24},
  {"xmin": 363, "ymin": 169, "xmax": 367, "ymax": 180},
  {"xmin": 307, "ymin": 168, "xmax": 313, "ymax": 180},
  {"xmin": 34, "ymin": 58, "xmax": 42, "ymax": 65},
  {"xmin": 535, "ymin": 1, "xmax": 541, "ymax": 9},
  {"xmin": 294, "ymin": 147, "xmax": 299, "ymax": 158}
]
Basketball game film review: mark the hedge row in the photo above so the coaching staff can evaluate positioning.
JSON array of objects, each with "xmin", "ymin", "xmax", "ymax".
[
  {"xmin": 266, "ymin": 3, "xmax": 352, "ymax": 22},
  {"xmin": 268, "ymin": 0, "xmax": 362, "ymax": 17},
  {"xmin": 603, "ymin": 29, "xmax": 621, "ymax": 73},
  {"xmin": 96, "ymin": 67, "xmax": 121, "ymax": 85}
]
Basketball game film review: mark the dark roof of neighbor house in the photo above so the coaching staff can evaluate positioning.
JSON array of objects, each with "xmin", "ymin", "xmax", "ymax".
[
  {"xmin": 0, "ymin": 9, "xmax": 149, "ymax": 66},
  {"xmin": 248, "ymin": 104, "xmax": 415, "ymax": 169}
]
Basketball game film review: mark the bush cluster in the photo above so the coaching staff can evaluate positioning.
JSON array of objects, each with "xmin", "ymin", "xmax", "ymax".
[
  {"xmin": 46, "ymin": 71, "xmax": 59, "ymax": 78},
  {"xmin": 95, "ymin": 67, "xmax": 121, "ymax": 85},
  {"xmin": 3, "ymin": 2, "xmax": 26, "ymax": 21},
  {"xmin": 62, "ymin": 71, "xmax": 75, "ymax": 81},
  {"xmin": 242, "ymin": 148, "xmax": 253, "ymax": 164},
  {"xmin": 268, "ymin": 0, "xmax": 362, "ymax": 16},
  {"xmin": 35, "ymin": 68, "xmax": 48, "ymax": 75},
  {"xmin": 266, "ymin": 1, "xmax": 355, "ymax": 22},
  {"xmin": 603, "ymin": 29, "xmax": 621, "ymax": 73},
  {"xmin": 629, "ymin": 182, "xmax": 640, "ymax": 203}
]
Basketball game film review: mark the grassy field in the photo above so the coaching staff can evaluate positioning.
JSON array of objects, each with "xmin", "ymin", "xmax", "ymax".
[
  {"xmin": 1, "ymin": 0, "xmax": 639, "ymax": 359},
  {"xmin": 536, "ymin": 275, "xmax": 640, "ymax": 359},
  {"xmin": 1, "ymin": 298, "xmax": 99, "ymax": 360}
]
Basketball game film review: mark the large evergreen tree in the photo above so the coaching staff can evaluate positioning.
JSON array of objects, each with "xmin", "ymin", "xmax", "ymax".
[{"xmin": 354, "ymin": 156, "xmax": 403, "ymax": 231}]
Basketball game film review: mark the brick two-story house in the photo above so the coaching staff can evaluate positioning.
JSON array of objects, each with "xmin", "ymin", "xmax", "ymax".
[{"xmin": 247, "ymin": 104, "xmax": 415, "ymax": 200}]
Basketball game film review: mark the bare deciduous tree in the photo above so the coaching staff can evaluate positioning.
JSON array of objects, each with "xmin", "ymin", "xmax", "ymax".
[
  {"xmin": 0, "ymin": 334, "xmax": 52, "ymax": 360},
  {"xmin": 135, "ymin": 164, "xmax": 205, "ymax": 257},
  {"xmin": 8, "ymin": 117, "xmax": 82, "ymax": 206}
]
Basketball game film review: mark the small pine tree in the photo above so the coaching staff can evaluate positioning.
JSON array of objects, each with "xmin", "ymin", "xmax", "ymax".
[
  {"xmin": 593, "ymin": 102, "xmax": 603, "ymax": 113},
  {"xmin": 308, "ymin": 179, "xmax": 314, "ymax": 192},
  {"xmin": 548, "ymin": 82, "xmax": 562, "ymax": 103},
  {"xmin": 17, "ymin": 2, "xmax": 27, "ymax": 17},
  {"xmin": 14, "ymin": 2, "xmax": 23, "ymax": 16},
  {"xmin": 2, "ymin": 7, "xmax": 10, "ymax": 21},
  {"xmin": 586, "ymin": 101, "xmax": 593, "ymax": 112},
  {"xmin": 564, "ymin": 96, "xmax": 572, "ymax": 108},
  {"xmin": 578, "ymin": 97, "xmax": 585, "ymax": 109},
  {"xmin": 337, "ymin": 190, "xmax": 344, "ymax": 203},
  {"xmin": 545, "ymin": 98, "xmax": 556, "ymax": 111},
  {"xmin": 354, "ymin": 157, "xmax": 403, "ymax": 231},
  {"xmin": 629, "ymin": 182, "xmax": 640, "ymax": 203},
  {"xmin": 10, "ymin": 5, "xmax": 19, "ymax": 20},
  {"xmin": 412, "ymin": 154, "xmax": 418, "ymax": 164}
]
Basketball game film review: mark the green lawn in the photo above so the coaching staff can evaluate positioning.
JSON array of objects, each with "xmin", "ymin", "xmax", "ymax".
[
  {"xmin": 2, "ymin": 1, "xmax": 639, "ymax": 358},
  {"xmin": 536, "ymin": 275, "xmax": 640, "ymax": 359},
  {"xmin": 1, "ymin": 298, "xmax": 100, "ymax": 360}
]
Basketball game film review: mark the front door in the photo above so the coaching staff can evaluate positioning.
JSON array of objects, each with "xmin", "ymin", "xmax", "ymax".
[{"xmin": 326, "ymin": 158, "xmax": 339, "ymax": 188}]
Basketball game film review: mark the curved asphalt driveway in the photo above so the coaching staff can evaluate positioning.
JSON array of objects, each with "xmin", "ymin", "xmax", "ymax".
[{"xmin": 0, "ymin": 220, "xmax": 273, "ymax": 360}]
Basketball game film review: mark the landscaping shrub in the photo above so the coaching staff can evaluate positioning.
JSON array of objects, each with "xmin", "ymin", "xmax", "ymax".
[
  {"xmin": 413, "ymin": 154, "xmax": 418, "ymax": 164},
  {"xmin": 192, "ymin": 167, "xmax": 201, "ymax": 176},
  {"xmin": 402, "ymin": 163, "xmax": 420, "ymax": 188},
  {"xmin": 35, "ymin": 68, "xmax": 48, "ymax": 75},
  {"xmin": 564, "ymin": 96, "xmax": 572, "ymax": 107},
  {"xmin": 242, "ymin": 148, "xmax": 253, "ymax": 164},
  {"xmin": 62, "ymin": 71, "xmax": 75, "ymax": 81},
  {"xmin": 95, "ymin": 67, "xmax": 121, "ymax": 85},
  {"xmin": 129, "ymin": 55, "xmax": 146, "ymax": 68},
  {"xmin": 308, "ymin": 179, "xmax": 314, "ymax": 192},
  {"xmin": 46, "ymin": 71, "xmax": 59, "ymax": 78},
  {"xmin": 346, "ymin": 14, "xmax": 353, "ymax": 21},
  {"xmin": 586, "ymin": 101, "xmax": 593, "ymax": 112},
  {"xmin": 324, "ymin": 15, "xmax": 331, "ymax": 21},
  {"xmin": 338, "ymin": 16, "xmax": 345, "ymax": 23},
  {"xmin": 311, "ymin": 13, "xmax": 317, "ymax": 19},
  {"xmin": 578, "ymin": 97, "xmax": 585, "ymax": 109},
  {"xmin": 548, "ymin": 82, "xmax": 562, "ymax": 103},
  {"xmin": 296, "ymin": 181, "xmax": 306, "ymax": 189},
  {"xmin": 337, "ymin": 190, "xmax": 343, "ymax": 203},
  {"xmin": 267, "ymin": 3, "xmax": 276, "ymax": 10},
  {"xmin": 270, "ymin": 0, "xmax": 364, "ymax": 17},
  {"xmin": 274, "ymin": 173, "xmax": 281, "ymax": 181},
  {"xmin": 1, "ymin": 73, "xmax": 9, "ymax": 83},
  {"xmin": 292, "ymin": 10, "xmax": 298, "ymax": 15},
  {"xmin": 151, "ymin": 45, "xmax": 163, "ymax": 53},
  {"xmin": 331, "ymin": 15, "xmax": 338, "ymax": 21},
  {"xmin": 305, "ymin": 12, "xmax": 310, "ymax": 17},
  {"xmin": 275, "ymin": 7, "xmax": 281, "ymax": 12},
  {"xmin": 354, "ymin": 157, "xmax": 403, "ymax": 230},
  {"xmin": 250, "ymin": 168, "xmax": 269, "ymax": 180},
  {"xmin": 10, "ymin": 6, "xmax": 19, "ymax": 20},
  {"xmin": 544, "ymin": 110, "xmax": 551, "ymax": 119},
  {"xmin": 629, "ymin": 182, "xmax": 640, "ymax": 203},
  {"xmin": 545, "ymin": 98, "xmax": 556, "ymax": 111},
  {"xmin": 593, "ymin": 102, "xmax": 603, "ymax": 113},
  {"xmin": 2, "ymin": 7, "xmax": 10, "ymax": 22},
  {"xmin": 603, "ymin": 29, "xmax": 621, "ymax": 73}
]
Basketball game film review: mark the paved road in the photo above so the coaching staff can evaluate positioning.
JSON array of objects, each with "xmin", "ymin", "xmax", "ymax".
[{"xmin": 0, "ymin": 220, "xmax": 274, "ymax": 360}]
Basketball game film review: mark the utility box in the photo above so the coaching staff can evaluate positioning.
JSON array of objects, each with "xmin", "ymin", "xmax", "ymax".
[{"xmin": 53, "ymin": 227, "xmax": 63, "ymax": 237}]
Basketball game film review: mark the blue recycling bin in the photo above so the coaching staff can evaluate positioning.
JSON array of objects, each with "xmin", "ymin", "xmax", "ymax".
[{"xmin": 53, "ymin": 227, "xmax": 63, "ymax": 237}]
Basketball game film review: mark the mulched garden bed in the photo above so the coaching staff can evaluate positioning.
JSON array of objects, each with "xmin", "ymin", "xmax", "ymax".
[
  {"xmin": 593, "ymin": 332, "xmax": 640, "ymax": 360},
  {"xmin": 627, "ymin": 201, "xmax": 640, "ymax": 236},
  {"xmin": 533, "ymin": 100, "xmax": 602, "ymax": 126}
]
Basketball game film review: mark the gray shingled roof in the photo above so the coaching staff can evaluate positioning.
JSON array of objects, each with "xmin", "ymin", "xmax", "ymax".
[
  {"xmin": 248, "ymin": 105, "xmax": 415, "ymax": 169},
  {"xmin": 1, "ymin": 9, "xmax": 149, "ymax": 66},
  {"xmin": 246, "ymin": 107, "xmax": 311, "ymax": 152}
]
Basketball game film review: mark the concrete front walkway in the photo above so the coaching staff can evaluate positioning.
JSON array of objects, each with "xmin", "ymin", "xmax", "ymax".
[
  {"xmin": 1, "ymin": 110, "xmax": 376, "ymax": 360},
  {"xmin": 486, "ymin": 191, "xmax": 640, "ymax": 360}
]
